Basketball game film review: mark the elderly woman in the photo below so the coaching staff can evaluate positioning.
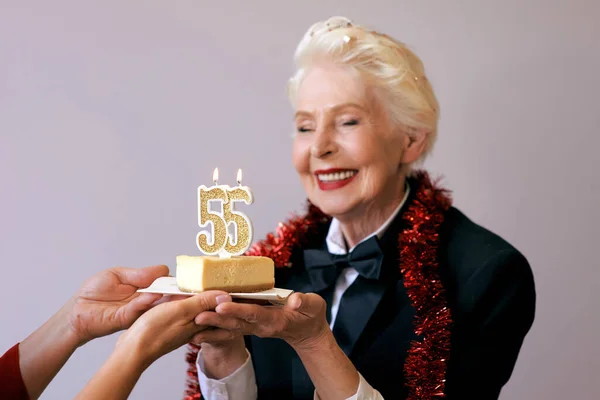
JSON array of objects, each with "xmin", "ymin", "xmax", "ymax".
[{"xmin": 185, "ymin": 16, "xmax": 536, "ymax": 400}]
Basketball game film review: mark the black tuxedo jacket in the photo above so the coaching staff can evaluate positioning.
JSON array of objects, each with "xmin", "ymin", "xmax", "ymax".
[{"xmin": 244, "ymin": 202, "xmax": 536, "ymax": 399}]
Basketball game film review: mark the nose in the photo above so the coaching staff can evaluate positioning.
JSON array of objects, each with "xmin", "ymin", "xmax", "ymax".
[{"xmin": 310, "ymin": 125, "xmax": 337, "ymax": 159}]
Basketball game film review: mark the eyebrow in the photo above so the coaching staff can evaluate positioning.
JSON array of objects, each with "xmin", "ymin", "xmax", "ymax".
[{"xmin": 294, "ymin": 102, "xmax": 366, "ymax": 119}]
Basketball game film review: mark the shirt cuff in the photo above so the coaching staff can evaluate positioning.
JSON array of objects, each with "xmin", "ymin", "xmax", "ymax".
[
  {"xmin": 314, "ymin": 372, "xmax": 383, "ymax": 400},
  {"xmin": 196, "ymin": 347, "xmax": 257, "ymax": 400}
]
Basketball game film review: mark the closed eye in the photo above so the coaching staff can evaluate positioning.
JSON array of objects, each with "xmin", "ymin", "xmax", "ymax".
[{"xmin": 343, "ymin": 119, "xmax": 359, "ymax": 126}]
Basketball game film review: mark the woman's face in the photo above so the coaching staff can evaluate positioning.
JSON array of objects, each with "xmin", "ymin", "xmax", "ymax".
[{"xmin": 292, "ymin": 63, "xmax": 411, "ymax": 221}]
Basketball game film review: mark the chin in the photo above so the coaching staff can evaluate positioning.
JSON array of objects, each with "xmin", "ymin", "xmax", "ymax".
[{"xmin": 310, "ymin": 195, "xmax": 357, "ymax": 219}]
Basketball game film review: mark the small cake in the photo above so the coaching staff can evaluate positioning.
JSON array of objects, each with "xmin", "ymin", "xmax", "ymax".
[{"xmin": 176, "ymin": 255, "xmax": 275, "ymax": 293}]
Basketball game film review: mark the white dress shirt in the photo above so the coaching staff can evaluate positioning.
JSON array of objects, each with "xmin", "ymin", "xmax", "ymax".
[{"xmin": 196, "ymin": 185, "xmax": 411, "ymax": 400}]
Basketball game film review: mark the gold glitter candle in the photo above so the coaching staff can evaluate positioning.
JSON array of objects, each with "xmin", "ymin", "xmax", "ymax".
[
  {"xmin": 196, "ymin": 168, "xmax": 230, "ymax": 255},
  {"xmin": 223, "ymin": 169, "xmax": 254, "ymax": 256},
  {"xmin": 196, "ymin": 168, "xmax": 254, "ymax": 257}
]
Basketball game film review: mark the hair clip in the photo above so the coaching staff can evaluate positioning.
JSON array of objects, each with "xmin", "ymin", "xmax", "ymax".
[{"xmin": 343, "ymin": 35, "xmax": 352, "ymax": 43}]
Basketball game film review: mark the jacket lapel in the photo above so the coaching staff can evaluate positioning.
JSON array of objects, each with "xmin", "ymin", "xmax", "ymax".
[
  {"xmin": 331, "ymin": 277, "xmax": 388, "ymax": 357},
  {"xmin": 330, "ymin": 198, "xmax": 411, "ymax": 359}
]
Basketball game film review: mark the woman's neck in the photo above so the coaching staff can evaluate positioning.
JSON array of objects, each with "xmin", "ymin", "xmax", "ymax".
[{"xmin": 337, "ymin": 178, "xmax": 408, "ymax": 249}]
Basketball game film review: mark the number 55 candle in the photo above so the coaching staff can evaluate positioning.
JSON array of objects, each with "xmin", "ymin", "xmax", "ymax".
[
  {"xmin": 175, "ymin": 167, "xmax": 274, "ymax": 294},
  {"xmin": 196, "ymin": 168, "xmax": 254, "ymax": 257}
]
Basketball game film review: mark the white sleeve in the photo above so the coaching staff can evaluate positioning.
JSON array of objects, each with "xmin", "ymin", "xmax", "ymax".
[
  {"xmin": 313, "ymin": 372, "xmax": 383, "ymax": 400},
  {"xmin": 195, "ymin": 348, "xmax": 258, "ymax": 400}
]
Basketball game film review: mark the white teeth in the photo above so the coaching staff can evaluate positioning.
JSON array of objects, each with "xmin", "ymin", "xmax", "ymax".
[{"xmin": 317, "ymin": 170, "xmax": 357, "ymax": 182}]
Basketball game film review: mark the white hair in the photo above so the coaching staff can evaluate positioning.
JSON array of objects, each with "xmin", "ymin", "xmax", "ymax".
[{"xmin": 287, "ymin": 16, "xmax": 440, "ymax": 168}]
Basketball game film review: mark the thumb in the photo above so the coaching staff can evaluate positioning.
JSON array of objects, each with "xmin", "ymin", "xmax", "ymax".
[
  {"xmin": 110, "ymin": 265, "xmax": 170, "ymax": 288},
  {"xmin": 115, "ymin": 292, "xmax": 163, "ymax": 330},
  {"xmin": 285, "ymin": 293, "xmax": 323, "ymax": 317},
  {"xmin": 132, "ymin": 292, "xmax": 165, "ymax": 309},
  {"xmin": 122, "ymin": 292, "xmax": 162, "ymax": 314},
  {"xmin": 179, "ymin": 291, "xmax": 229, "ymax": 320}
]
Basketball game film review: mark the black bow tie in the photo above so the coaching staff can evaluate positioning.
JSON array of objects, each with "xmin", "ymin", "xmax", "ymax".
[{"xmin": 303, "ymin": 236, "xmax": 385, "ymax": 292}]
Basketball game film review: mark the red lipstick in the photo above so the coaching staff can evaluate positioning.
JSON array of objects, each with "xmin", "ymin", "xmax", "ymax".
[{"xmin": 313, "ymin": 168, "xmax": 358, "ymax": 191}]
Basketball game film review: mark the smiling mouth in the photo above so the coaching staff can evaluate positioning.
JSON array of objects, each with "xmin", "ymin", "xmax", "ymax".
[
  {"xmin": 314, "ymin": 169, "xmax": 358, "ymax": 190},
  {"xmin": 316, "ymin": 170, "xmax": 358, "ymax": 182}
]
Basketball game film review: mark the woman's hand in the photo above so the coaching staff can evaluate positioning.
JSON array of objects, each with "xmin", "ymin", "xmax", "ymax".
[
  {"xmin": 18, "ymin": 264, "xmax": 168, "ymax": 400},
  {"xmin": 202, "ymin": 293, "xmax": 362, "ymax": 399},
  {"xmin": 201, "ymin": 292, "xmax": 330, "ymax": 351},
  {"xmin": 190, "ymin": 294, "xmax": 249, "ymax": 379},
  {"xmin": 67, "ymin": 265, "xmax": 169, "ymax": 346},
  {"xmin": 116, "ymin": 291, "xmax": 230, "ymax": 367},
  {"xmin": 74, "ymin": 291, "xmax": 230, "ymax": 400}
]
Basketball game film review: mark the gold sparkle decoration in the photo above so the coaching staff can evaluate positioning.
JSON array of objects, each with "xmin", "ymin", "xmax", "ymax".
[
  {"xmin": 196, "ymin": 168, "xmax": 255, "ymax": 257},
  {"xmin": 223, "ymin": 185, "xmax": 254, "ymax": 255},
  {"xmin": 197, "ymin": 185, "xmax": 228, "ymax": 255},
  {"xmin": 196, "ymin": 168, "xmax": 229, "ymax": 255}
]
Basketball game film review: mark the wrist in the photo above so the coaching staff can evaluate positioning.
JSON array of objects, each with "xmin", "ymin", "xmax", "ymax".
[
  {"xmin": 201, "ymin": 338, "xmax": 248, "ymax": 379},
  {"xmin": 114, "ymin": 340, "xmax": 150, "ymax": 375},
  {"xmin": 289, "ymin": 323, "xmax": 333, "ymax": 354},
  {"xmin": 18, "ymin": 301, "xmax": 83, "ymax": 399},
  {"xmin": 63, "ymin": 297, "xmax": 91, "ymax": 348},
  {"xmin": 115, "ymin": 333, "xmax": 154, "ymax": 372},
  {"xmin": 202, "ymin": 337, "xmax": 245, "ymax": 357},
  {"xmin": 292, "ymin": 329, "xmax": 360, "ymax": 400},
  {"xmin": 54, "ymin": 299, "xmax": 83, "ymax": 351}
]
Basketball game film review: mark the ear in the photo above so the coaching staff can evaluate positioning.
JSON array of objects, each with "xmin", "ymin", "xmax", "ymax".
[{"xmin": 400, "ymin": 128, "xmax": 428, "ymax": 164}]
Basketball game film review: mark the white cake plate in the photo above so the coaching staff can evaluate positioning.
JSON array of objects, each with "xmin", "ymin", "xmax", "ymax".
[{"xmin": 138, "ymin": 277, "xmax": 293, "ymax": 305}]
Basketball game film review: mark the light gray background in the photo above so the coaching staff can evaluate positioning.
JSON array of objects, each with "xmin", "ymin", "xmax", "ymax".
[{"xmin": 1, "ymin": 1, "xmax": 598, "ymax": 399}]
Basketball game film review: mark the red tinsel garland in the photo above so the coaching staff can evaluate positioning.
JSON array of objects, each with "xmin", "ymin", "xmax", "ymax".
[
  {"xmin": 184, "ymin": 170, "xmax": 453, "ymax": 400},
  {"xmin": 398, "ymin": 171, "xmax": 453, "ymax": 399}
]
